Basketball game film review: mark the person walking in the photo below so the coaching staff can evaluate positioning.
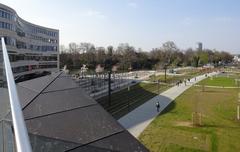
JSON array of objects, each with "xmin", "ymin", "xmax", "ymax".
[{"xmin": 156, "ymin": 101, "xmax": 160, "ymax": 112}]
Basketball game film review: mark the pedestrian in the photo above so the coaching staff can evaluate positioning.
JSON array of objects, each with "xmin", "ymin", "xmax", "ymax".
[
  {"xmin": 156, "ymin": 101, "xmax": 160, "ymax": 112},
  {"xmin": 195, "ymin": 77, "xmax": 196, "ymax": 81}
]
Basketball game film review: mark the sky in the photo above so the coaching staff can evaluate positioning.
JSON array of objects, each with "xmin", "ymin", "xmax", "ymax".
[{"xmin": 1, "ymin": 0, "xmax": 240, "ymax": 53}]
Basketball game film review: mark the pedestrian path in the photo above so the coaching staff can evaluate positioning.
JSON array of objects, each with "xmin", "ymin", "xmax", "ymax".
[{"xmin": 118, "ymin": 72, "xmax": 218, "ymax": 137}]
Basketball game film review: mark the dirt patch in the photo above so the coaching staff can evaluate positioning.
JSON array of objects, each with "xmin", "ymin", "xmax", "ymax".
[{"xmin": 175, "ymin": 121, "xmax": 193, "ymax": 127}]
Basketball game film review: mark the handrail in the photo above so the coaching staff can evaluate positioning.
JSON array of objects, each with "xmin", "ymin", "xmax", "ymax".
[{"xmin": 1, "ymin": 37, "xmax": 32, "ymax": 152}]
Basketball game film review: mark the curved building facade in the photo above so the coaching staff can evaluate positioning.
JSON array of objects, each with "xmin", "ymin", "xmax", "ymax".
[{"xmin": 0, "ymin": 3, "xmax": 59, "ymax": 82}]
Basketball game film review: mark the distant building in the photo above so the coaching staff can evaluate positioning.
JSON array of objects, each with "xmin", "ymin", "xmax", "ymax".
[
  {"xmin": 197, "ymin": 42, "xmax": 203, "ymax": 51},
  {"xmin": 233, "ymin": 55, "xmax": 240, "ymax": 62},
  {"xmin": 0, "ymin": 3, "xmax": 59, "ymax": 82}
]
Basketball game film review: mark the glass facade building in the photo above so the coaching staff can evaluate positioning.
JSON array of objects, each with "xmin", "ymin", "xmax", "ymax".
[{"xmin": 0, "ymin": 3, "xmax": 59, "ymax": 83}]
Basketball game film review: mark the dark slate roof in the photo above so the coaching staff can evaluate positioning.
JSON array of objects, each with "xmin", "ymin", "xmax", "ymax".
[{"xmin": 12, "ymin": 72, "xmax": 148, "ymax": 152}]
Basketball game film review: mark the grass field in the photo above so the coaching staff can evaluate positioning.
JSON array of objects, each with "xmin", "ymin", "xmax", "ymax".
[
  {"xmin": 97, "ymin": 82, "xmax": 170, "ymax": 119},
  {"xmin": 149, "ymin": 69, "xmax": 207, "ymax": 84},
  {"xmin": 198, "ymin": 74, "xmax": 240, "ymax": 87},
  {"xmin": 149, "ymin": 75, "xmax": 193, "ymax": 84},
  {"xmin": 139, "ymin": 86, "xmax": 240, "ymax": 152}
]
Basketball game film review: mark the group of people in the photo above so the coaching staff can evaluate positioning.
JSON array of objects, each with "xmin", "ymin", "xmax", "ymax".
[
  {"xmin": 175, "ymin": 77, "xmax": 199, "ymax": 87},
  {"xmin": 176, "ymin": 78, "xmax": 190, "ymax": 86}
]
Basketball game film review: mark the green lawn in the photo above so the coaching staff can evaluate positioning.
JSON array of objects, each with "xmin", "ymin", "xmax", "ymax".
[
  {"xmin": 97, "ymin": 82, "xmax": 170, "ymax": 119},
  {"xmin": 198, "ymin": 75, "xmax": 239, "ymax": 87},
  {"xmin": 149, "ymin": 74, "xmax": 194, "ymax": 84},
  {"xmin": 176, "ymin": 69, "xmax": 205, "ymax": 76},
  {"xmin": 139, "ymin": 86, "xmax": 240, "ymax": 152},
  {"xmin": 149, "ymin": 69, "xmax": 206, "ymax": 84}
]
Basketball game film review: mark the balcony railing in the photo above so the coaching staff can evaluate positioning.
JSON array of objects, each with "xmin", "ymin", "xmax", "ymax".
[{"xmin": 1, "ymin": 37, "xmax": 32, "ymax": 152}]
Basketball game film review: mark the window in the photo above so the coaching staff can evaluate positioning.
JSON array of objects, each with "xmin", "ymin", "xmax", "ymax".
[
  {"xmin": 16, "ymin": 41, "xmax": 27, "ymax": 49},
  {"xmin": 0, "ymin": 21, "xmax": 14, "ymax": 31},
  {"xmin": 3, "ymin": 37, "xmax": 16, "ymax": 46},
  {"xmin": 0, "ymin": 9, "xmax": 14, "ymax": 20},
  {"xmin": 16, "ymin": 28, "xmax": 26, "ymax": 37}
]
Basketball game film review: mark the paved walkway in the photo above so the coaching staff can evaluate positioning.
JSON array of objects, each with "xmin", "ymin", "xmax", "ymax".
[{"xmin": 118, "ymin": 72, "xmax": 218, "ymax": 137}]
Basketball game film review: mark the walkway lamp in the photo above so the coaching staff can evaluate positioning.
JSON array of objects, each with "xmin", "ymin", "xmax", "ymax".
[
  {"xmin": 128, "ymin": 85, "xmax": 131, "ymax": 111},
  {"xmin": 106, "ymin": 46, "xmax": 113, "ymax": 106},
  {"xmin": 163, "ymin": 64, "xmax": 168, "ymax": 83}
]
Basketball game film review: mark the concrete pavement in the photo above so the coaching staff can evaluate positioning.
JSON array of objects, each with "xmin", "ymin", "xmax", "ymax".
[{"xmin": 118, "ymin": 72, "xmax": 218, "ymax": 137}]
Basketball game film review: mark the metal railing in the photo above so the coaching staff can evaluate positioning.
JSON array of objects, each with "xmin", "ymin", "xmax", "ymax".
[{"xmin": 1, "ymin": 37, "xmax": 32, "ymax": 152}]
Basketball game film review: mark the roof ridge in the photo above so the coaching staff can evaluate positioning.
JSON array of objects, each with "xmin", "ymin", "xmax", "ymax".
[{"xmin": 22, "ymin": 72, "xmax": 62, "ymax": 110}]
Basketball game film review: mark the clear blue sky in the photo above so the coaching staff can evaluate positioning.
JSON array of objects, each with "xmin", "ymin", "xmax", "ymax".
[{"xmin": 1, "ymin": 0, "xmax": 240, "ymax": 53}]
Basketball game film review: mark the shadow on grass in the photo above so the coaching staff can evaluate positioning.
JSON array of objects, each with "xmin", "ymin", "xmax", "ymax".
[
  {"xmin": 201, "ymin": 90, "xmax": 229, "ymax": 94},
  {"xmin": 159, "ymin": 101, "xmax": 177, "ymax": 116},
  {"xmin": 202, "ymin": 124, "xmax": 240, "ymax": 129},
  {"xmin": 97, "ymin": 82, "xmax": 165, "ymax": 119}
]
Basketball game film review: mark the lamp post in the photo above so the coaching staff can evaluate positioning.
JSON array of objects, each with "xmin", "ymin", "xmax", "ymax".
[
  {"xmin": 108, "ymin": 71, "xmax": 111, "ymax": 106},
  {"xmin": 154, "ymin": 64, "xmax": 157, "ymax": 82},
  {"xmin": 237, "ymin": 91, "xmax": 240, "ymax": 120},
  {"xmin": 164, "ymin": 64, "xmax": 167, "ymax": 83},
  {"xmin": 128, "ymin": 85, "xmax": 130, "ymax": 111},
  {"xmin": 237, "ymin": 79, "xmax": 240, "ymax": 120},
  {"xmin": 107, "ymin": 46, "xmax": 113, "ymax": 107}
]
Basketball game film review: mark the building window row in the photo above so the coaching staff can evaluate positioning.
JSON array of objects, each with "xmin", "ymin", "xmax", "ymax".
[
  {"xmin": 1, "ymin": 24, "xmax": 58, "ymax": 44},
  {"xmin": 26, "ymin": 33, "xmax": 58, "ymax": 44},
  {"xmin": 39, "ymin": 64, "xmax": 57, "ymax": 69},
  {"xmin": 30, "ymin": 26, "xmax": 57, "ymax": 37},
  {"xmin": 9, "ymin": 54, "xmax": 58, "ymax": 62},
  {"xmin": 4, "ymin": 37, "xmax": 16, "ymax": 46},
  {"xmin": 12, "ymin": 64, "xmax": 57, "ymax": 74},
  {"xmin": 0, "ymin": 8, "xmax": 14, "ymax": 20},
  {"xmin": 0, "ymin": 19, "xmax": 57, "ymax": 39},
  {"xmin": 2, "ymin": 36, "xmax": 58, "ymax": 52},
  {"xmin": 28, "ymin": 44, "xmax": 58, "ymax": 52},
  {"xmin": 0, "ymin": 9, "xmax": 58, "ymax": 38},
  {"xmin": 0, "ymin": 21, "xmax": 15, "ymax": 31},
  {"xmin": 16, "ymin": 28, "xmax": 25, "ymax": 37},
  {"xmin": 12, "ymin": 65, "xmax": 37, "ymax": 73}
]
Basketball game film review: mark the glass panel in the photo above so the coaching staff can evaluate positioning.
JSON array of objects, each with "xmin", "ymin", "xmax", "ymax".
[
  {"xmin": 23, "ymin": 87, "xmax": 96, "ymax": 119},
  {"xmin": 0, "ymin": 122, "xmax": 3, "ymax": 152},
  {"xmin": 43, "ymin": 76, "xmax": 79, "ymax": 93},
  {"xmin": 3, "ymin": 121, "xmax": 16, "ymax": 152},
  {"xmin": 25, "ymin": 105, "xmax": 124, "ymax": 145},
  {"xmin": 0, "ymin": 38, "xmax": 16, "ymax": 151},
  {"xmin": 87, "ymin": 131, "xmax": 148, "ymax": 152},
  {"xmin": 29, "ymin": 134, "xmax": 80, "ymax": 152},
  {"xmin": 0, "ymin": 38, "xmax": 10, "ymax": 119}
]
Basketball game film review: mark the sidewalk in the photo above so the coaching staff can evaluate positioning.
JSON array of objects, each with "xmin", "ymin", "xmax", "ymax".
[{"xmin": 118, "ymin": 72, "xmax": 218, "ymax": 137}]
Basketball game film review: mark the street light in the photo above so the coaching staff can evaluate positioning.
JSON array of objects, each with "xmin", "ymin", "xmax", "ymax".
[
  {"xmin": 108, "ymin": 71, "xmax": 111, "ymax": 106},
  {"xmin": 128, "ymin": 85, "xmax": 131, "ymax": 111},
  {"xmin": 107, "ymin": 46, "xmax": 113, "ymax": 107},
  {"xmin": 164, "ymin": 64, "xmax": 167, "ymax": 83}
]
